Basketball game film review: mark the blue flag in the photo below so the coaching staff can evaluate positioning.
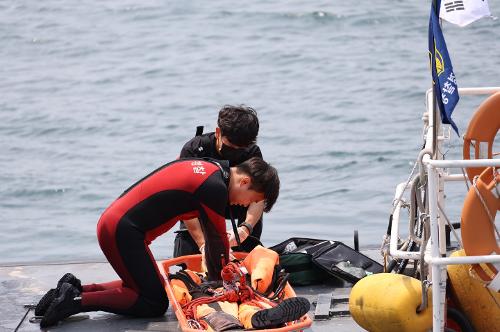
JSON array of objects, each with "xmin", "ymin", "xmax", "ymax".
[{"xmin": 428, "ymin": 0, "xmax": 460, "ymax": 134}]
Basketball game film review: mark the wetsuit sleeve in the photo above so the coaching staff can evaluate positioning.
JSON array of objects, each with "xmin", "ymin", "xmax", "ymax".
[{"xmin": 194, "ymin": 172, "xmax": 230, "ymax": 281}]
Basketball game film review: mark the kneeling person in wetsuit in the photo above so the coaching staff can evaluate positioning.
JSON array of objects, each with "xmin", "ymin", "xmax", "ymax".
[
  {"xmin": 35, "ymin": 157, "xmax": 280, "ymax": 328},
  {"xmin": 174, "ymin": 105, "xmax": 265, "ymax": 256}
]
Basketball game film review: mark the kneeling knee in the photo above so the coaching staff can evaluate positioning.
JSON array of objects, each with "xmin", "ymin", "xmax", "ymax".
[
  {"xmin": 137, "ymin": 299, "xmax": 169, "ymax": 317},
  {"xmin": 150, "ymin": 301, "xmax": 168, "ymax": 317}
]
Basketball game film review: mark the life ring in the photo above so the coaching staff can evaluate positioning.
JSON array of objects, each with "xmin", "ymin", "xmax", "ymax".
[
  {"xmin": 463, "ymin": 92, "xmax": 500, "ymax": 183},
  {"xmin": 460, "ymin": 166, "xmax": 500, "ymax": 284}
]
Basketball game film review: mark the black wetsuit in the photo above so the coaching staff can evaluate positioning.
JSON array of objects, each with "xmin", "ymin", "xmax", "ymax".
[
  {"xmin": 82, "ymin": 159, "xmax": 230, "ymax": 317},
  {"xmin": 173, "ymin": 130, "xmax": 263, "ymax": 256}
]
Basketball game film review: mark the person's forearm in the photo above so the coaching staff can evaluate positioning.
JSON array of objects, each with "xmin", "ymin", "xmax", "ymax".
[
  {"xmin": 244, "ymin": 201, "xmax": 264, "ymax": 228},
  {"xmin": 183, "ymin": 218, "xmax": 205, "ymax": 248}
]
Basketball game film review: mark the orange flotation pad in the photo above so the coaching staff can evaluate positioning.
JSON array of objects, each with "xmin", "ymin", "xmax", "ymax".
[{"xmin": 242, "ymin": 245, "xmax": 279, "ymax": 293}]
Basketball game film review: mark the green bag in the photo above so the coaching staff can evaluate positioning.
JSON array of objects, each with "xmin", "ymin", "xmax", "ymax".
[
  {"xmin": 270, "ymin": 237, "xmax": 384, "ymax": 286},
  {"xmin": 269, "ymin": 238, "xmax": 335, "ymax": 286}
]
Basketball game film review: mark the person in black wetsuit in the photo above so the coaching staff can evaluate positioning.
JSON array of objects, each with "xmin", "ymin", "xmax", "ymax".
[
  {"xmin": 36, "ymin": 157, "xmax": 280, "ymax": 328},
  {"xmin": 174, "ymin": 105, "xmax": 265, "ymax": 257}
]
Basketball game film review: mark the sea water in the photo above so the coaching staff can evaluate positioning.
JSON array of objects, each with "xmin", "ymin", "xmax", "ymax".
[{"xmin": 1, "ymin": 0, "xmax": 499, "ymax": 264}]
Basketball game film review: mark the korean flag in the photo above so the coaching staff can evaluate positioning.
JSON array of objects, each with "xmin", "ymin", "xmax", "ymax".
[{"xmin": 440, "ymin": 0, "xmax": 491, "ymax": 27}]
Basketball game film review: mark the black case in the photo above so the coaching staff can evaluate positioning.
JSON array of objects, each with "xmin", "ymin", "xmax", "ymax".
[
  {"xmin": 270, "ymin": 237, "xmax": 383, "ymax": 285},
  {"xmin": 311, "ymin": 241, "xmax": 383, "ymax": 284},
  {"xmin": 269, "ymin": 238, "xmax": 334, "ymax": 285}
]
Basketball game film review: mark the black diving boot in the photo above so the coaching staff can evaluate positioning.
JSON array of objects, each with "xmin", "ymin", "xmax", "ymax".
[
  {"xmin": 40, "ymin": 283, "xmax": 82, "ymax": 328},
  {"xmin": 251, "ymin": 297, "xmax": 310, "ymax": 329},
  {"xmin": 35, "ymin": 273, "xmax": 82, "ymax": 316},
  {"xmin": 56, "ymin": 273, "xmax": 83, "ymax": 291}
]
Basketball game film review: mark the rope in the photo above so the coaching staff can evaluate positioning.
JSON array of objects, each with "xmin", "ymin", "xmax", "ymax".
[
  {"xmin": 382, "ymin": 156, "xmax": 420, "ymax": 257},
  {"xmin": 460, "ymin": 167, "xmax": 470, "ymax": 191},
  {"xmin": 381, "ymin": 160, "xmax": 418, "ymax": 257},
  {"xmin": 391, "ymin": 159, "xmax": 419, "ymax": 215},
  {"xmin": 472, "ymin": 174, "xmax": 500, "ymax": 240},
  {"xmin": 181, "ymin": 261, "xmax": 277, "ymax": 321},
  {"xmin": 493, "ymin": 167, "xmax": 500, "ymax": 198},
  {"xmin": 437, "ymin": 202, "xmax": 463, "ymax": 249}
]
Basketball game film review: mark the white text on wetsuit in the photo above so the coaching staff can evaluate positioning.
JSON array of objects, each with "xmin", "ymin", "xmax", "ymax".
[{"xmin": 191, "ymin": 161, "xmax": 206, "ymax": 175}]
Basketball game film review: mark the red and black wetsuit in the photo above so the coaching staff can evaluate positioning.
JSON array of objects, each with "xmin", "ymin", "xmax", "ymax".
[
  {"xmin": 174, "ymin": 130, "xmax": 263, "ymax": 256},
  {"xmin": 80, "ymin": 159, "xmax": 230, "ymax": 317}
]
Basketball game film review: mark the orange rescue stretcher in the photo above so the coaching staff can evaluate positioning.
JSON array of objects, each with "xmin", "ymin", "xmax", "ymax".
[{"xmin": 159, "ymin": 250, "xmax": 312, "ymax": 332}]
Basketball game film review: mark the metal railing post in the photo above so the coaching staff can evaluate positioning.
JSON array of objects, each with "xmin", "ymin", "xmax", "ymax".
[{"xmin": 427, "ymin": 164, "xmax": 446, "ymax": 331}]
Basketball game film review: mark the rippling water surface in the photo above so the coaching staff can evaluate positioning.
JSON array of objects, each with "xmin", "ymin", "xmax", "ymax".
[{"xmin": 1, "ymin": 0, "xmax": 499, "ymax": 264}]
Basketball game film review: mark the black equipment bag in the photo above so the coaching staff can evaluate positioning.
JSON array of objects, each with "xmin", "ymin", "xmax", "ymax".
[
  {"xmin": 269, "ymin": 237, "xmax": 383, "ymax": 285},
  {"xmin": 269, "ymin": 238, "xmax": 333, "ymax": 285},
  {"xmin": 311, "ymin": 241, "xmax": 384, "ymax": 284}
]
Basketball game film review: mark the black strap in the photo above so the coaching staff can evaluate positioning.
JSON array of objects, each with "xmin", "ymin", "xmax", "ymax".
[
  {"xmin": 195, "ymin": 126, "xmax": 204, "ymax": 136},
  {"xmin": 229, "ymin": 207, "xmax": 241, "ymax": 248},
  {"xmin": 243, "ymin": 265, "xmax": 289, "ymax": 301},
  {"xmin": 206, "ymin": 158, "xmax": 230, "ymax": 186},
  {"xmin": 168, "ymin": 271, "xmax": 200, "ymax": 290}
]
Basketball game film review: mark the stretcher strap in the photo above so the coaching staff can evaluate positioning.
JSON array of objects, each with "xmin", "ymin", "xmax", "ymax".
[{"xmin": 229, "ymin": 207, "xmax": 242, "ymax": 247}]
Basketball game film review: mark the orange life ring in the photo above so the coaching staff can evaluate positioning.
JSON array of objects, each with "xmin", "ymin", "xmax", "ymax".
[
  {"xmin": 463, "ymin": 92, "xmax": 500, "ymax": 183},
  {"xmin": 460, "ymin": 167, "xmax": 500, "ymax": 283}
]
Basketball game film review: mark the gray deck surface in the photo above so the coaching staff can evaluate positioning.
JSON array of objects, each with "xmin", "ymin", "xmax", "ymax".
[{"xmin": 1, "ymin": 260, "xmax": 368, "ymax": 332}]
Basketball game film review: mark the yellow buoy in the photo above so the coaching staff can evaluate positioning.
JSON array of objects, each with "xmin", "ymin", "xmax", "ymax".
[
  {"xmin": 447, "ymin": 250, "xmax": 500, "ymax": 332},
  {"xmin": 349, "ymin": 273, "xmax": 432, "ymax": 332}
]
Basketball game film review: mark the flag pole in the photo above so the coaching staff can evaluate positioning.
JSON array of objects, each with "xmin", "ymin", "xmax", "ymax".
[{"xmin": 432, "ymin": 0, "xmax": 438, "ymax": 158}]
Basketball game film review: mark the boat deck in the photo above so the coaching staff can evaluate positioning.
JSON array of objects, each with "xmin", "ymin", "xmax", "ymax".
[{"xmin": 1, "ymin": 259, "xmax": 368, "ymax": 332}]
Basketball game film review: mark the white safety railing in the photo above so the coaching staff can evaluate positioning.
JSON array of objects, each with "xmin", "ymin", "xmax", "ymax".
[
  {"xmin": 426, "ymin": 159, "xmax": 500, "ymax": 332},
  {"xmin": 389, "ymin": 87, "xmax": 500, "ymax": 332}
]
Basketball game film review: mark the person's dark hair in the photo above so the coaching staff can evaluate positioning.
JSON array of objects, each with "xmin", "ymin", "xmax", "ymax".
[
  {"xmin": 236, "ymin": 157, "xmax": 279, "ymax": 213},
  {"xmin": 218, "ymin": 105, "xmax": 259, "ymax": 147}
]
